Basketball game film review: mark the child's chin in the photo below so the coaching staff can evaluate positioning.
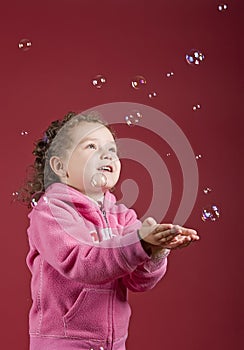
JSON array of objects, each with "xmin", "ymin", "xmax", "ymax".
[
  {"xmin": 101, "ymin": 184, "xmax": 112, "ymax": 191},
  {"xmin": 104, "ymin": 180, "xmax": 118, "ymax": 190}
]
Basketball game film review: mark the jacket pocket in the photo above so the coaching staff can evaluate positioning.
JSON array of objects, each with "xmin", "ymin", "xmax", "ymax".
[{"xmin": 63, "ymin": 288, "xmax": 111, "ymax": 340}]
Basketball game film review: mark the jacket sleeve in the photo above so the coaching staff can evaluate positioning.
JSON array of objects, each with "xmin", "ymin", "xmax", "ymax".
[
  {"xmin": 121, "ymin": 257, "xmax": 168, "ymax": 292},
  {"xmin": 27, "ymin": 198, "xmax": 149, "ymax": 285},
  {"xmin": 120, "ymin": 206, "xmax": 169, "ymax": 292}
]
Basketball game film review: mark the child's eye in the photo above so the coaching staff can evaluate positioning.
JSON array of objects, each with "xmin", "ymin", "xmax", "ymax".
[
  {"xmin": 86, "ymin": 143, "xmax": 97, "ymax": 149},
  {"xmin": 109, "ymin": 147, "xmax": 117, "ymax": 153}
]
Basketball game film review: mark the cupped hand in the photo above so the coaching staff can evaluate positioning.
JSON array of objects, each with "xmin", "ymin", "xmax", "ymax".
[
  {"xmin": 159, "ymin": 225, "xmax": 199, "ymax": 249},
  {"xmin": 139, "ymin": 217, "xmax": 199, "ymax": 249},
  {"xmin": 139, "ymin": 217, "xmax": 179, "ymax": 246}
]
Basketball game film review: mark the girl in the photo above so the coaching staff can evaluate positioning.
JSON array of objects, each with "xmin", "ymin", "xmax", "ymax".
[{"xmin": 20, "ymin": 111, "xmax": 199, "ymax": 350}]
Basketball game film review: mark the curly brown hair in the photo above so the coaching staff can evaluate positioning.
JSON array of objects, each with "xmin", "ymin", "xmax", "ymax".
[{"xmin": 17, "ymin": 111, "xmax": 112, "ymax": 208}]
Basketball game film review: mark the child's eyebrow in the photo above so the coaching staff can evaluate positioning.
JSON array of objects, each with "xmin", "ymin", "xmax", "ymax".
[{"xmin": 77, "ymin": 137, "xmax": 117, "ymax": 146}]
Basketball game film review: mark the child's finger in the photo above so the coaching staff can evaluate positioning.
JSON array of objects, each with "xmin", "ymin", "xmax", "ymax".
[
  {"xmin": 175, "ymin": 226, "xmax": 198, "ymax": 237},
  {"xmin": 164, "ymin": 236, "xmax": 191, "ymax": 249},
  {"xmin": 144, "ymin": 217, "xmax": 157, "ymax": 226},
  {"xmin": 170, "ymin": 225, "xmax": 183, "ymax": 235},
  {"xmin": 155, "ymin": 229, "xmax": 180, "ymax": 243},
  {"xmin": 158, "ymin": 234, "xmax": 175, "ymax": 243},
  {"xmin": 153, "ymin": 224, "xmax": 173, "ymax": 233},
  {"xmin": 167, "ymin": 233, "xmax": 201, "ymax": 249}
]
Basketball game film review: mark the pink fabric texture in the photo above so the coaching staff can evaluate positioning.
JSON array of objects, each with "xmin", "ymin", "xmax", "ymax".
[{"xmin": 26, "ymin": 183, "xmax": 168, "ymax": 349}]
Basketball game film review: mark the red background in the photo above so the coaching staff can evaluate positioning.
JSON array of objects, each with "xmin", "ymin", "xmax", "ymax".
[{"xmin": 0, "ymin": 0, "xmax": 243, "ymax": 349}]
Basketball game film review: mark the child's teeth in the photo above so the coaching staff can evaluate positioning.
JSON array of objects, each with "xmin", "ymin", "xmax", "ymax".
[{"xmin": 99, "ymin": 166, "xmax": 111, "ymax": 172}]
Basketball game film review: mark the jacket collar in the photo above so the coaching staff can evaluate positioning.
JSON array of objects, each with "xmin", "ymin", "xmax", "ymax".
[{"xmin": 45, "ymin": 182, "xmax": 116, "ymax": 212}]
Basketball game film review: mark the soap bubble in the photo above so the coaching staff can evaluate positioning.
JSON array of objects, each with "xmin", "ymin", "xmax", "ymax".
[
  {"xmin": 131, "ymin": 75, "xmax": 147, "ymax": 89},
  {"xmin": 166, "ymin": 72, "xmax": 174, "ymax": 77},
  {"xmin": 92, "ymin": 75, "xmax": 106, "ymax": 88},
  {"xmin": 203, "ymin": 187, "xmax": 212, "ymax": 194},
  {"xmin": 218, "ymin": 4, "xmax": 228, "ymax": 11},
  {"xmin": 21, "ymin": 131, "xmax": 28, "ymax": 136},
  {"xmin": 195, "ymin": 154, "xmax": 202, "ymax": 160},
  {"xmin": 11, "ymin": 191, "xmax": 21, "ymax": 204},
  {"xmin": 193, "ymin": 104, "xmax": 201, "ymax": 111},
  {"xmin": 186, "ymin": 49, "xmax": 205, "ymax": 65},
  {"xmin": 148, "ymin": 92, "xmax": 157, "ymax": 99},
  {"xmin": 124, "ymin": 110, "xmax": 142, "ymax": 126},
  {"xmin": 18, "ymin": 39, "xmax": 32, "ymax": 51},
  {"xmin": 31, "ymin": 198, "xmax": 38, "ymax": 208},
  {"xmin": 201, "ymin": 205, "xmax": 220, "ymax": 222},
  {"xmin": 91, "ymin": 173, "xmax": 108, "ymax": 188}
]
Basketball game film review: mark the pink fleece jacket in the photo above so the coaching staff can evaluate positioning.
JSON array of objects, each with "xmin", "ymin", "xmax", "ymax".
[{"xmin": 26, "ymin": 183, "xmax": 168, "ymax": 350}]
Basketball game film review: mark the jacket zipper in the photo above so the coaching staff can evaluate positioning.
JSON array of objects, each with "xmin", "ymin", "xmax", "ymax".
[
  {"xmin": 101, "ymin": 206, "xmax": 109, "ymax": 225},
  {"xmin": 100, "ymin": 205, "xmax": 114, "ymax": 240}
]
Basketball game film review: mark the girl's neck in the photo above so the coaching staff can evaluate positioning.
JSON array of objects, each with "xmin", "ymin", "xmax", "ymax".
[{"xmin": 83, "ymin": 192, "xmax": 105, "ymax": 205}]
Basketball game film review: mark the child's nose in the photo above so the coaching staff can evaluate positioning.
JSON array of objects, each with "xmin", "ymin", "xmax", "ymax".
[
  {"xmin": 101, "ymin": 151, "xmax": 113, "ymax": 160},
  {"xmin": 101, "ymin": 148, "xmax": 115, "ymax": 160}
]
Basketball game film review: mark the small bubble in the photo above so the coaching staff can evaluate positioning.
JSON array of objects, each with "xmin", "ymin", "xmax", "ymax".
[
  {"xmin": 30, "ymin": 191, "xmax": 46, "ymax": 208},
  {"xmin": 131, "ymin": 75, "xmax": 147, "ymax": 90},
  {"xmin": 91, "ymin": 173, "xmax": 108, "ymax": 188},
  {"xmin": 18, "ymin": 39, "xmax": 32, "ymax": 51},
  {"xmin": 186, "ymin": 49, "xmax": 205, "ymax": 65},
  {"xmin": 201, "ymin": 205, "xmax": 220, "ymax": 222},
  {"xmin": 195, "ymin": 154, "xmax": 202, "ymax": 160},
  {"xmin": 92, "ymin": 75, "xmax": 106, "ymax": 89},
  {"xmin": 166, "ymin": 153, "xmax": 171, "ymax": 157},
  {"xmin": 203, "ymin": 187, "xmax": 212, "ymax": 194},
  {"xmin": 31, "ymin": 198, "xmax": 38, "ymax": 208},
  {"xmin": 166, "ymin": 72, "xmax": 174, "ymax": 77},
  {"xmin": 11, "ymin": 191, "xmax": 20, "ymax": 203},
  {"xmin": 193, "ymin": 104, "xmax": 201, "ymax": 111},
  {"xmin": 124, "ymin": 110, "xmax": 142, "ymax": 126},
  {"xmin": 148, "ymin": 91, "xmax": 157, "ymax": 99},
  {"xmin": 21, "ymin": 131, "xmax": 29, "ymax": 136},
  {"xmin": 12, "ymin": 191, "xmax": 19, "ymax": 197},
  {"xmin": 218, "ymin": 4, "xmax": 228, "ymax": 11}
]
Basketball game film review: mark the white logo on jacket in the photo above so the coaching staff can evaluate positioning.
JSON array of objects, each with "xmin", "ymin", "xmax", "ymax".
[{"xmin": 90, "ymin": 228, "xmax": 116, "ymax": 243}]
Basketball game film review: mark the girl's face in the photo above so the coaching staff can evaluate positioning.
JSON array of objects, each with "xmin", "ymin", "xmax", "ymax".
[{"xmin": 63, "ymin": 121, "xmax": 121, "ymax": 199}]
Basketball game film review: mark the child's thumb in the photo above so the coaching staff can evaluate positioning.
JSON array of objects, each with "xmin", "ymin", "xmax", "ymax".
[{"xmin": 143, "ymin": 217, "xmax": 157, "ymax": 226}]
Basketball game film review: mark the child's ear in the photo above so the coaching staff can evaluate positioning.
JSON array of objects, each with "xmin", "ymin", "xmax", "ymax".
[{"xmin": 49, "ymin": 156, "xmax": 67, "ymax": 178}]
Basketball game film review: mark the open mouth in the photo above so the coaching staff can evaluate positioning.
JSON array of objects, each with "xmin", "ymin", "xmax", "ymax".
[{"xmin": 97, "ymin": 165, "xmax": 113, "ymax": 172}]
